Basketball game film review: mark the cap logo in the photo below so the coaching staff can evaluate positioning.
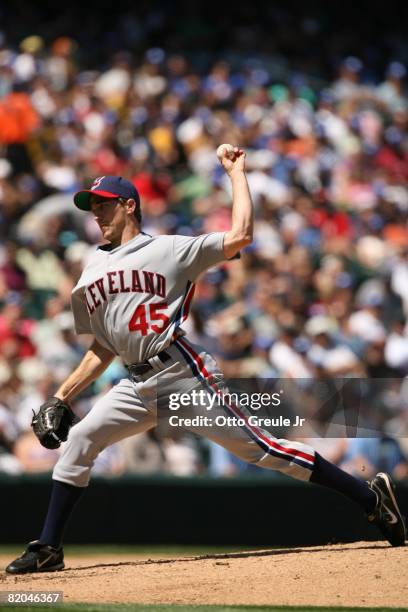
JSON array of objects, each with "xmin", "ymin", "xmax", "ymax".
[{"xmin": 91, "ymin": 176, "xmax": 105, "ymax": 190}]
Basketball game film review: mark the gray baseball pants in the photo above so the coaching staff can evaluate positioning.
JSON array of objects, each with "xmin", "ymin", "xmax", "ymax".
[{"xmin": 53, "ymin": 338, "xmax": 315, "ymax": 487}]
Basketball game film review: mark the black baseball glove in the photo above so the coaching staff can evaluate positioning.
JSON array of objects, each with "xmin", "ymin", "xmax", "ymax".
[{"xmin": 31, "ymin": 397, "xmax": 76, "ymax": 449}]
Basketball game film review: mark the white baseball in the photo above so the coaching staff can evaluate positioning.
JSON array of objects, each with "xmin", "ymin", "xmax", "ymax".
[{"xmin": 216, "ymin": 143, "xmax": 235, "ymax": 160}]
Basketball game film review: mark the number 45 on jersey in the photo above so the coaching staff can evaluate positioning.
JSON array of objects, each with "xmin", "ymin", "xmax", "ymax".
[{"xmin": 128, "ymin": 303, "xmax": 169, "ymax": 336}]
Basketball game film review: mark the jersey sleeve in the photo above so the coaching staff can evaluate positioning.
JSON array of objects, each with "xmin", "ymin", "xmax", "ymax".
[
  {"xmin": 172, "ymin": 232, "xmax": 226, "ymax": 278},
  {"xmin": 71, "ymin": 289, "xmax": 93, "ymax": 335}
]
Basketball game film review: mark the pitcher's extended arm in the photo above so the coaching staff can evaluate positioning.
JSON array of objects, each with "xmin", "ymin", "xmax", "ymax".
[
  {"xmin": 54, "ymin": 339, "xmax": 115, "ymax": 403},
  {"xmin": 221, "ymin": 147, "xmax": 254, "ymax": 259}
]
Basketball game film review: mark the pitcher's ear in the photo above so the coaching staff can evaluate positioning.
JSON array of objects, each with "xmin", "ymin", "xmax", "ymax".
[{"xmin": 121, "ymin": 198, "xmax": 135, "ymax": 215}]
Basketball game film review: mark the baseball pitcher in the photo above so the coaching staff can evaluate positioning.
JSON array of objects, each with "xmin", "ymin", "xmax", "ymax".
[{"xmin": 6, "ymin": 147, "xmax": 405, "ymax": 573}]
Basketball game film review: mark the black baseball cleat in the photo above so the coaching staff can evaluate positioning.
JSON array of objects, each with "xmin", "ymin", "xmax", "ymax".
[
  {"xmin": 367, "ymin": 472, "xmax": 406, "ymax": 547},
  {"xmin": 5, "ymin": 540, "xmax": 64, "ymax": 574}
]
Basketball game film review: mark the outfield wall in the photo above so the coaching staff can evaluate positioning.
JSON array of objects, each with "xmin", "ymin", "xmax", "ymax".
[{"xmin": 1, "ymin": 474, "xmax": 407, "ymax": 546}]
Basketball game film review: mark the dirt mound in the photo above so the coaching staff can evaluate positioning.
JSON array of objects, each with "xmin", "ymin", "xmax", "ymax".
[{"xmin": 1, "ymin": 541, "xmax": 407, "ymax": 607}]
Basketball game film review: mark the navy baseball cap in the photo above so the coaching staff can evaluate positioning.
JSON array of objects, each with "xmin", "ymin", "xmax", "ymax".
[{"xmin": 73, "ymin": 176, "xmax": 140, "ymax": 211}]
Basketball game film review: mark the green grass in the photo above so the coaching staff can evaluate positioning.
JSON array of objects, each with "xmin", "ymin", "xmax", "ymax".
[
  {"xmin": 0, "ymin": 544, "xmax": 266, "ymax": 557},
  {"xmin": 0, "ymin": 605, "xmax": 406, "ymax": 612}
]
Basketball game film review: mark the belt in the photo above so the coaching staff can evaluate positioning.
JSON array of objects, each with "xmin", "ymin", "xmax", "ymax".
[{"xmin": 126, "ymin": 349, "xmax": 171, "ymax": 377}]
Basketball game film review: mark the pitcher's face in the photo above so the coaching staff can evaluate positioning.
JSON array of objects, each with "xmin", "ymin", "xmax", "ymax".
[{"xmin": 90, "ymin": 196, "xmax": 127, "ymax": 243}]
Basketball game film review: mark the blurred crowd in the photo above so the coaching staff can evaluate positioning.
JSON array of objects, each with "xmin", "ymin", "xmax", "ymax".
[{"xmin": 0, "ymin": 3, "xmax": 407, "ymax": 480}]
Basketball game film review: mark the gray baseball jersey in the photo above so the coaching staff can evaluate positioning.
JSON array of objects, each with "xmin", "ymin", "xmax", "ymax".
[
  {"xmin": 56, "ymin": 231, "xmax": 316, "ymax": 490},
  {"xmin": 71, "ymin": 231, "xmax": 226, "ymax": 364}
]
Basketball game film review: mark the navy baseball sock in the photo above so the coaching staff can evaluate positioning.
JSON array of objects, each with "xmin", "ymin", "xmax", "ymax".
[
  {"xmin": 39, "ymin": 480, "xmax": 84, "ymax": 549},
  {"xmin": 310, "ymin": 453, "xmax": 377, "ymax": 513}
]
